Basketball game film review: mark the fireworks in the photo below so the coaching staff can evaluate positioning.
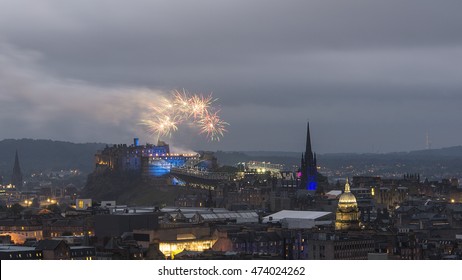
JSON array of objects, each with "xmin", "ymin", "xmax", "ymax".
[
  {"xmin": 172, "ymin": 89, "xmax": 190, "ymax": 119},
  {"xmin": 199, "ymin": 110, "xmax": 228, "ymax": 141},
  {"xmin": 141, "ymin": 89, "xmax": 228, "ymax": 141}
]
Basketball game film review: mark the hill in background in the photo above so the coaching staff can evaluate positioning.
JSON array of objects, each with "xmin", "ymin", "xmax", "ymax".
[{"xmin": 0, "ymin": 139, "xmax": 106, "ymax": 181}]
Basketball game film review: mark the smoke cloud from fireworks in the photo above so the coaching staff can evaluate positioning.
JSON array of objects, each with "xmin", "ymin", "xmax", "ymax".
[{"xmin": 141, "ymin": 90, "xmax": 228, "ymax": 142}]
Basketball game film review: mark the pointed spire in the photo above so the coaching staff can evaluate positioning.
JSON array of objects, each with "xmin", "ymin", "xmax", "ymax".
[
  {"xmin": 305, "ymin": 122, "xmax": 312, "ymax": 157},
  {"xmin": 344, "ymin": 178, "xmax": 351, "ymax": 193},
  {"xmin": 300, "ymin": 122, "xmax": 317, "ymax": 190},
  {"xmin": 12, "ymin": 150, "xmax": 23, "ymax": 188},
  {"xmin": 14, "ymin": 150, "xmax": 20, "ymax": 167}
]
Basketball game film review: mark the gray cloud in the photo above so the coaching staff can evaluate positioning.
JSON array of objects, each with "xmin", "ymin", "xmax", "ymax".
[
  {"xmin": 1, "ymin": 0, "xmax": 462, "ymax": 152},
  {"xmin": 0, "ymin": 43, "xmax": 164, "ymax": 144}
]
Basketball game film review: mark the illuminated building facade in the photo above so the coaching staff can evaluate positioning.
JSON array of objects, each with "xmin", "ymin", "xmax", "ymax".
[
  {"xmin": 49, "ymin": 219, "xmax": 93, "ymax": 238},
  {"xmin": 0, "ymin": 245, "xmax": 43, "ymax": 260},
  {"xmin": 335, "ymin": 179, "xmax": 360, "ymax": 230},
  {"xmin": 0, "ymin": 220, "xmax": 43, "ymax": 244},
  {"xmin": 0, "ymin": 184, "xmax": 17, "ymax": 207},
  {"xmin": 0, "ymin": 244, "xmax": 95, "ymax": 260},
  {"xmin": 300, "ymin": 123, "xmax": 317, "ymax": 190},
  {"xmin": 245, "ymin": 161, "xmax": 285, "ymax": 178},
  {"xmin": 95, "ymin": 138, "xmax": 199, "ymax": 177},
  {"xmin": 76, "ymin": 198, "xmax": 92, "ymax": 210},
  {"xmin": 159, "ymin": 238, "xmax": 216, "ymax": 259},
  {"xmin": 133, "ymin": 224, "xmax": 217, "ymax": 259}
]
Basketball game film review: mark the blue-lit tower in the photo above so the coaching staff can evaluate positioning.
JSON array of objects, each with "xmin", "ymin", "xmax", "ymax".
[{"xmin": 300, "ymin": 122, "xmax": 317, "ymax": 190}]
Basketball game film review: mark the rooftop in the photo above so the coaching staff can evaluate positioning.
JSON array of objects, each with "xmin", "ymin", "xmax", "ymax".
[{"xmin": 262, "ymin": 210, "xmax": 332, "ymax": 223}]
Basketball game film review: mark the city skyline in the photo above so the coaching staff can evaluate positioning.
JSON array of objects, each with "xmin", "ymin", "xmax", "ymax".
[{"xmin": 1, "ymin": 1, "xmax": 462, "ymax": 153}]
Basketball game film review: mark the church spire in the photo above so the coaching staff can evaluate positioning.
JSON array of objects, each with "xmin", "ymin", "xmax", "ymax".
[
  {"xmin": 300, "ymin": 122, "xmax": 317, "ymax": 190},
  {"xmin": 12, "ymin": 150, "xmax": 23, "ymax": 189},
  {"xmin": 305, "ymin": 122, "xmax": 313, "ymax": 158}
]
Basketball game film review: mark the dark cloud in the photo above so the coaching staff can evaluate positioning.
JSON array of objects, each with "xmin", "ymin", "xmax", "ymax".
[
  {"xmin": 0, "ymin": 0, "xmax": 461, "ymax": 152},
  {"xmin": 0, "ymin": 43, "xmax": 163, "ymax": 144}
]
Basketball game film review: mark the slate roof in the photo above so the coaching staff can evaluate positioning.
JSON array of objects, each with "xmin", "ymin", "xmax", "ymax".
[{"xmin": 35, "ymin": 240, "xmax": 68, "ymax": 251}]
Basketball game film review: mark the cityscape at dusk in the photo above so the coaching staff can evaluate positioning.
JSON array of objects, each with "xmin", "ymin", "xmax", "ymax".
[
  {"xmin": 1, "ymin": 0, "xmax": 462, "ymax": 263},
  {"xmin": 1, "ymin": 0, "xmax": 462, "ymax": 153}
]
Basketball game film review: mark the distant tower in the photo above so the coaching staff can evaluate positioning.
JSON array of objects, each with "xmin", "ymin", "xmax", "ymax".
[
  {"xmin": 11, "ymin": 150, "xmax": 23, "ymax": 189},
  {"xmin": 335, "ymin": 178, "xmax": 360, "ymax": 230},
  {"xmin": 300, "ymin": 122, "xmax": 317, "ymax": 190}
]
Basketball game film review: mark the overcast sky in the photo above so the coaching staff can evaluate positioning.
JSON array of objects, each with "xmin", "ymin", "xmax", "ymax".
[{"xmin": 1, "ymin": 0, "xmax": 461, "ymax": 153}]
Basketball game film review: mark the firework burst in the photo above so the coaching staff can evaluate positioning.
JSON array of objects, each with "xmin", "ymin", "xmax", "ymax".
[
  {"xmin": 172, "ymin": 89, "xmax": 191, "ymax": 121},
  {"xmin": 198, "ymin": 110, "xmax": 228, "ymax": 141},
  {"xmin": 140, "ymin": 114, "xmax": 178, "ymax": 138},
  {"xmin": 148, "ymin": 97, "xmax": 174, "ymax": 115},
  {"xmin": 141, "ymin": 89, "xmax": 228, "ymax": 141},
  {"xmin": 188, "ymin": 94, "xmax": 210, "ymax": 119}
]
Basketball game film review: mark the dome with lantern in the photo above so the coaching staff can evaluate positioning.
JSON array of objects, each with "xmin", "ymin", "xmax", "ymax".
[
  {"xmin": 337, "ymin": 178, "xmax": 358, "ymax": 210},
  {"xmin": 335, "ymin": 178, "xmax": 360, "ymax": 230}
]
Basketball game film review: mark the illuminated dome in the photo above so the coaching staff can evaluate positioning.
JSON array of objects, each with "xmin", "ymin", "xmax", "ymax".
[
  {"xmin": 338, "ymin": 178, "xmax": 357, "ymax": 206},
  {"xmin": 335, "ymin": 178, "xmax": 360, "ymax": 230}
]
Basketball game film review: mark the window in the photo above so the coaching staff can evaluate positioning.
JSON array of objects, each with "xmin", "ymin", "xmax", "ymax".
[{"xmin": 78, "ymin": 200, "xmax": 84, "ymax": 208}]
